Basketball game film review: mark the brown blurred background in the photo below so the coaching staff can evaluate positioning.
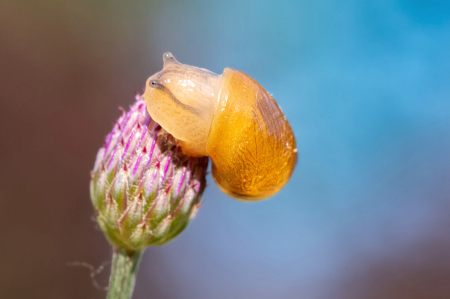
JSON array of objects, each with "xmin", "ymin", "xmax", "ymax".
[{"xmin": 0, "ymin": 2, "xmax": 158, "ymax": 298}]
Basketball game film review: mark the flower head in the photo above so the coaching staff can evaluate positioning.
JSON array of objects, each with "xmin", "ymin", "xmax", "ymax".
[{"xmin": 90, "ymin": 95, "xmax": 208, "ymax": 251}]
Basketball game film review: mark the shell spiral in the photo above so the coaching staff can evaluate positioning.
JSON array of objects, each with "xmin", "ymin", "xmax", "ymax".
[{"xmin": 208, "ymin": 69, "xmax": 297, "ymax": 200}]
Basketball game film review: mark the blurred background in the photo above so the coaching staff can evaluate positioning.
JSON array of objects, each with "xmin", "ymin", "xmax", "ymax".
[{"xmin": 1, "ymin": 0, "xmax": 450, "ymax": 298}]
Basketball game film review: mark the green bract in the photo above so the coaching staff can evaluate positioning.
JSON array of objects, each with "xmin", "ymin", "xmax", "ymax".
[{"xmin": 90, "ymin": 96, "xmax": 208, "ymax": 251}]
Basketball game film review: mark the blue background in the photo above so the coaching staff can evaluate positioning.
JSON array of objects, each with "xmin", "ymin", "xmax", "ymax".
[{"xmin": 141, "ymin": 1, "xmax": 450, "ymax": 298}]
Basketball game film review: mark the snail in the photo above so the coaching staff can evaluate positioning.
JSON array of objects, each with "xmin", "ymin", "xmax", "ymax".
[{"xmin": 142, "ymin": 53, "xmax": 297, "ymax": 201}]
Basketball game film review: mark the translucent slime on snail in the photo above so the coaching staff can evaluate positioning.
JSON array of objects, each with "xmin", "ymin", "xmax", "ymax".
[{"xmin": 142, "ymin": 53, "xmax": 297, "ymax": 201}]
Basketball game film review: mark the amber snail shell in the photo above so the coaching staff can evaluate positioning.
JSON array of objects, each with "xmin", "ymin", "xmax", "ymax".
[{"xmin": 142, "ymin": 53, "xmax": 297, "ymax": 201}]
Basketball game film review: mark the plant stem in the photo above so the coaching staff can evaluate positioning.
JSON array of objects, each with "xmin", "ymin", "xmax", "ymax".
[{"xmin": 106, "ymin": 248, "xmax": 143, "ymax": 299}]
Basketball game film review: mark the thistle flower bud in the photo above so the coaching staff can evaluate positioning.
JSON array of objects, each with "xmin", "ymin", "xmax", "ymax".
[{"xmin": 90, "ymin": 95, "xmax": 208, "ymax": 251}]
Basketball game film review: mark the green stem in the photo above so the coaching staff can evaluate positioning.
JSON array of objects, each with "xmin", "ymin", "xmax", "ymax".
[{"xmin": 106, "ymin": 248, "xmax": 143, "ymax": 299}]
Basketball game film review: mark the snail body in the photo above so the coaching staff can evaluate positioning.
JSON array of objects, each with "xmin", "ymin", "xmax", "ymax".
[{"xmin": 143, "ymin": 53, "xmax": 296, "ymax": 201}]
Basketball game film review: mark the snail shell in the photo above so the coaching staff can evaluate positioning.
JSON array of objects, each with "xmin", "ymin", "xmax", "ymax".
[{"xmin": 142, "ymin": 53, "xmax": 296, "ymax": 201}]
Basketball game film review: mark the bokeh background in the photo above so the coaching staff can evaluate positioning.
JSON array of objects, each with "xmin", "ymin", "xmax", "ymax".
[{"xmin": 1, "ymin": 0, "xmax": 450, "ymax": 298}]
